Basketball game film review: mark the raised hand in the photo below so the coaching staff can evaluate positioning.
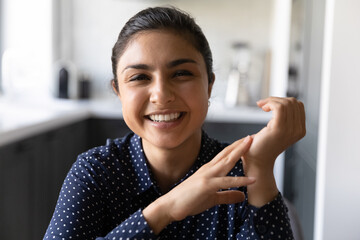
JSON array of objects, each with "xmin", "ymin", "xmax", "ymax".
[
  {"xmin": 243, "ymin": 97, "xmax": 306, "ymax": 207},
  {"xmin": 245, "ymin": 97, "xmax": 306, "ymax": 169},
  {"xmin": 143, "ymin": 136, "xmax": 256, "ymax": 234}
]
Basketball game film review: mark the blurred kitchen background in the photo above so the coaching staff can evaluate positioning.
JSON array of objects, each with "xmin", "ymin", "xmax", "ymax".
[{"xmin": 0, "ymin": 0, "xmax": 359, "ymax": 239}]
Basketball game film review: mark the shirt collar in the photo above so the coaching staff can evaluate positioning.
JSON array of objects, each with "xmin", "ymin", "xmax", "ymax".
[
  {"xmin": 128, "ymin": 131, "xmax": 224, "ymax": 196},
  {"xmin": 128, "ymin": 134, "xmax": 155, "ymax": 195},
  {"xmin": 172, "ymin": 131, "xmax": 223, "ymax": 188}
]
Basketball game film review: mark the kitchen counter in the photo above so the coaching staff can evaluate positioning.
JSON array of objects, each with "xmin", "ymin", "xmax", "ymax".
[{"xmin": 0, "ymin": 96, "xmax": 271, "ymax": 147}]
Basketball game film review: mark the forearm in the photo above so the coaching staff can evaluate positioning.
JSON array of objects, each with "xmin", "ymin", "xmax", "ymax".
[
  {"xmin": 244, "ymin": 159, "xmax": 279, "ymax": 207},
  {"xmin": 142, "ymin": 196, "xmax": 173, "ymax": 235},
  {"xmin": 94, "ymin": 209, "xmax": 158, "ymax": 240},
  {"xmin": 241, "ymin": 97, "xmax": 305, "ymax": 207},
  {"xmin": 242, "ymin": 192, "xmax": 294, "ymax": 239}
]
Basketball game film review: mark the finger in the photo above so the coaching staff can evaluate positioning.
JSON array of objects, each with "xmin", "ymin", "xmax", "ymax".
[
  {"xmin": 211, "ymin": 176, "xmax": 256, "ymax": 190},
  {"xmin": 210, "ymin": 136, "xmax": 253, "ymax": 175},
  {"xmin": 299, "ymin": 100, "xmax": 306, "ymax": 134},
  {"xmin": 256, "ymin": 98, "xmax": 271, "ymax": 111},
  {"xmin": 258, "ymin": 100, "xmax": 286, "ymax": 129},
  {"xmin": 295, "ymin": 100, "xmax": 306, "ymax": 139},
  {"xmin": 270, "ymin": 98, "xmax": 305, "ymax": 141},
  {"xmin": 227, "ymin": 136, "xmax": 253, "ymax": 161},
  {"xmin": 256, "ymin": 96, "xmax": 285, "ymax": 109},
  {"xmin": 280, "ymin": 98, "xmax": 304, "ymax": 136},
  {"xmin": 214, "ymin": 190, "xmax": 245, "ymax": 205},
  {"xmin": 209, "ymin": 135, "xmax": 252, "ymax": 166},
  {"xmin": 256, "ymin": 97, "xmax": 275, "ymax": 108},
  {"xmin": 288, "ymin": 98, "xmax": 298, "ymax": 128}
]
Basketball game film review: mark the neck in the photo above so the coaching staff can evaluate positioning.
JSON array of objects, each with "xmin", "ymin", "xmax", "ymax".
[{"xmin": 142, "ymin": 130, "xmax": 202, "ymax": 193}]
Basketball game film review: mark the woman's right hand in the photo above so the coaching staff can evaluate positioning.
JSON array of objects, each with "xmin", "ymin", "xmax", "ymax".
[{"xmin": 143, "ymin": 136, "xmax": 256, "ymax": 234}]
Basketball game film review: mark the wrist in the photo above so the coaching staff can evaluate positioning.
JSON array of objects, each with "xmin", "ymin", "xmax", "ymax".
[
  {"xmin": 243, "ymin": 155, "xmax": 276, "ymax": 175},
  {"xmin": 245, "ymin": 161, "xmax": 278, "ymax": 208},
  {"xmin": 143, "ymin": 196, "xmax": 172, "ymax": 235}
]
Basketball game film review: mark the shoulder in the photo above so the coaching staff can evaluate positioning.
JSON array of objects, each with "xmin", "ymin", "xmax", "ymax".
[
  {"xmin": 73, "ymin": 132, "xmax": 136, "ymax": 177},
  {"xmin": 79, "ymin": 132, "xmax": 132, "ymax": 158}
]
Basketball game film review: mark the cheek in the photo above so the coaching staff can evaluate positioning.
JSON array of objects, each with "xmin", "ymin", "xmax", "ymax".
[
  {"xmin": 119, "ymin": 87, "xmax": 147, "ymax": 117},
  {"xmin": 185, "ymin": 79, "xmax": 209, "ymax": 99},
  {"xmin": 181, "ymin": 82, "xmax": 209, "ymax": 109}
]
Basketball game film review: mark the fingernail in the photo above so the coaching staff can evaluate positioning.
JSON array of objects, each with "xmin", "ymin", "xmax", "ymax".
[
  {"xmin": 248, "ymin": 177, "xmax": 256, "ymax": 182},
  {"xmin": 244, "ymin": 135, "xmax": 251, "ymax": 143}
]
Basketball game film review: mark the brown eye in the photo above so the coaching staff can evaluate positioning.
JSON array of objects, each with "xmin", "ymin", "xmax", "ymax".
[
  {"xmin": 130, "ymin": 74, "xmax": 151, "ymax": 81},
  {"xmin": 173, "ymin": 70, "xmax": 193, "ymax": 78}
]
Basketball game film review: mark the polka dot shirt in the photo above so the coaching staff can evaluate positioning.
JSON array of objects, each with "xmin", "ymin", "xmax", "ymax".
[{"xmin": 44, "ymin": 131, "xmax": 294, "ymax": 239}]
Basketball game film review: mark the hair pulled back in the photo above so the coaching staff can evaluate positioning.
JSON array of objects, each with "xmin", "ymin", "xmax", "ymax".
[{"xmin": 111, "ymin": 6, "xmax": 214, "ymax": 90}]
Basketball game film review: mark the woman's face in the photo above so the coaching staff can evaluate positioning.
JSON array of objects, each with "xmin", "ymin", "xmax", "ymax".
[{"xmin": 115, "ymin": 30, "xmax": 213, "ymax": 150}]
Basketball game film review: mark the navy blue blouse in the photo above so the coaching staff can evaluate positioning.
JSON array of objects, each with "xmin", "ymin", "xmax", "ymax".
[{"xmin": 44, "ymin": 132, "xmax": 294, "ymax": 239}]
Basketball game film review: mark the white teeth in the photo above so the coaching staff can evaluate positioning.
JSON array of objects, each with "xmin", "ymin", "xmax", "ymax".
[{"xmin": 149, "ymin": 113, "xmax": 181, "ymax": 122}]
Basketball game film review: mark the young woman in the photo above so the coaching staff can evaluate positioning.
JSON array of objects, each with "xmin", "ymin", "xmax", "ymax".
[{"xmin": 45, "ymin": 7, "xmax": 305, "ymax": 240}]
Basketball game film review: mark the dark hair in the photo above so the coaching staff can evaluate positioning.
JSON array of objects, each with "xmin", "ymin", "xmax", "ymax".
[{"xmin": 111, "ymin": 6, "xmax": 214, "ymax": 90}]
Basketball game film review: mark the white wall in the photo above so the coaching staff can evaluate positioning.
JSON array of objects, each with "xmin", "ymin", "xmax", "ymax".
[
  {"xmin": 315, "ymin": 0, "xmax": 360, "ymax": 239},
  {"xmin": 65, "ymin": 0, "xmax": 274, "ymax": 99}
]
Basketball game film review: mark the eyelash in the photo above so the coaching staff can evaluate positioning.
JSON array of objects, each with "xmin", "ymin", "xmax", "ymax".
[
  {"xmin": 129, "ymin": 70, "xmax": 193, "ymax": 82},
  {"xmin": 173, "ymin": 70, "xmax": 193, "ymax": 78},
  {"xmin": 129, "ymin": 74, "xmax": 150, "ymax": 81}
]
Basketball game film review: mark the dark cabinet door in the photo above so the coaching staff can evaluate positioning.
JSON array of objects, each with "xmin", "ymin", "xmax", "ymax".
[
  {"xmin": 0, "ymin": 120, "xmax": 89, "ymax": 240},
  {"xmin": 0, "ymin": 136, "xmax": 44, "ymax": 239},
  {"xmin": 44, "ymin": 121, "xmax": 89, "ymax": 230},
  {"xmin": 88, "ymin": 118, "xmax": 131, "ymax": 148}
]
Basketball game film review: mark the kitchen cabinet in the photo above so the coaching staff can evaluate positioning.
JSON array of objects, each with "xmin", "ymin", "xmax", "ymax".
[
  {"xmin": 0, "ymin": 138, "xmax": 34, "ymax": 239},
  {"xmin": 0, "ymin": 121, "xmax": 88, "ymax": 240},
  {"xmin": 88, "ymin": 118, "xmax": 131, "ymax": 148}
]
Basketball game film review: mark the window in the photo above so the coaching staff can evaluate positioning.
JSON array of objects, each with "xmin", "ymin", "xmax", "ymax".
[
  {"xmin": 1, "ymin": 0, "xmax": 52, "ymax": 98},
  {"xmin": 0, "ymin": 0, "xmax": 3, "ymax": 93}
]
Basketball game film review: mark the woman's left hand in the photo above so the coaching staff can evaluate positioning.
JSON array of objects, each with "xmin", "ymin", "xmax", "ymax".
[
  {"xmin": 242, "ymin": 97, "xmax": 306, "ymax": 207},
  {"xmin": 244, "ymin": 97, "xmax": 306, "ymax": 169}
]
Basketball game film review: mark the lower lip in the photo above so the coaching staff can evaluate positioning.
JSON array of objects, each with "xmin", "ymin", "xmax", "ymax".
[{"xmin": 147, "ymin": 113, "xmax": 185, "ymax": 130}]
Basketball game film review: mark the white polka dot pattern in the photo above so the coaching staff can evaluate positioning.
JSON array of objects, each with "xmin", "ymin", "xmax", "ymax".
[{"xmin": 44, "ymin": 132, "xmax": 294, "ymax": 239}]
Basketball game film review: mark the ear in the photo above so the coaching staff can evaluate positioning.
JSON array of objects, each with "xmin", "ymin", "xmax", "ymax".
[
  {"xmin": 111, "ymin": 79, "xmax": 121, "ymax": 99},
  {"xmin": 208, "ymin": 73, "xmax": 215, "ymax": 98}
]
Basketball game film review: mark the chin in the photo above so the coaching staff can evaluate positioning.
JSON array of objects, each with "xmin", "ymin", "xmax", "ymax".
[
  {"xmin": 148, "ymin": 135, "xmax": 187, "ymax": 150},
  {"xmin": 142, "ymin": 128, "xmax": 201, "ymax": 151}
]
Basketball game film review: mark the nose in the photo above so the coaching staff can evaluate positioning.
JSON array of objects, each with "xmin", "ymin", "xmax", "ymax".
[{"xmin": 149, "ymin": 76, "xmax": 175, "ymax": 105}]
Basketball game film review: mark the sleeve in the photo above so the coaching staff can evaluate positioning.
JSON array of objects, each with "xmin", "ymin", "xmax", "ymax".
[
  {"xmin": 43, "ymin": 155, "xmax": 158, "ymax": 240},
  {"xmin": 237, "ymin": 193, "xmax": 295, "ymax": 240},
  {"xmin": 95, "ymin": 209, "xmax": 157, "ymax": 240}
]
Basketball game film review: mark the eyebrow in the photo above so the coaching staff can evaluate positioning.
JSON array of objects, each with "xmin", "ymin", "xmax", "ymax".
[
  {"xmin": 167, "ymin": 58, "xmax": 198, "ymax": 68},
  {"xmin": 122, "ymin": 64, "xmax": 151, "ymax": 73},
  {"xmin": 122, "ymin": 58, "xmax": 198, "ymax": 73}
]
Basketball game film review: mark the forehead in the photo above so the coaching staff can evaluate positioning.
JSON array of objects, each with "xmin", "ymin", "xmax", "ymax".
[{"xmin": 117, "ymin": 30, "xmax": 203, "ymax": 67}]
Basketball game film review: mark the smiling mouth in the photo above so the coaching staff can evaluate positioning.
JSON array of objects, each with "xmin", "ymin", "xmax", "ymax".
[{"xmin": 146, "ymin": 112, "xmax": 184, "ymax": 122}]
